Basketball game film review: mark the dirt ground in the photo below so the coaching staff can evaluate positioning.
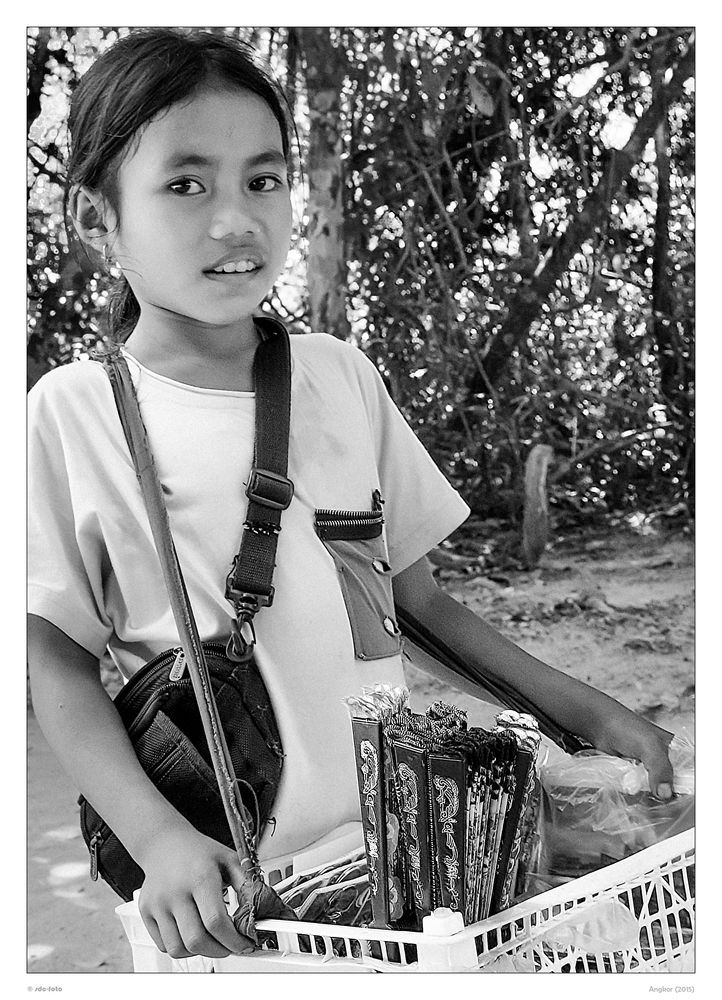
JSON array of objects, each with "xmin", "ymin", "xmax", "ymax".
[{"xmin": 26, "ymin": 526, "xmax": 694, "ymax": 974}]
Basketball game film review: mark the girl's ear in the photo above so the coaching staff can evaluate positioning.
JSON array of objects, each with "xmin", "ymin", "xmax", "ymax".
[{"xmin": 69, "ymin": 186, "xmax": 117, "ymax": 250}]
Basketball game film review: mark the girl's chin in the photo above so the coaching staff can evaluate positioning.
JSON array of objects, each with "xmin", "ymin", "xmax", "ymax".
[
  {"xmin": 193, "ymin": 309, "xmax": 266, "ymax": 328},
  {"xmin": 138, "ymin": 288, "xmax": 273, "ymax": 327},
  {"xmin": 143, "ymin": 308, "xmax": 264, "ymax": 331}
]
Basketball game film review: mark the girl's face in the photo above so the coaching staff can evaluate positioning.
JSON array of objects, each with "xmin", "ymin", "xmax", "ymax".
[{"xmin": 108, "ymin": 87, "xmax": 292, "ymax": 330}]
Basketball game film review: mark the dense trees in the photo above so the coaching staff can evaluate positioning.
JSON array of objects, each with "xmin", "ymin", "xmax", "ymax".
[{"xmin": 27, "ymin": 26, "xmax": 695, "ymax": 538}]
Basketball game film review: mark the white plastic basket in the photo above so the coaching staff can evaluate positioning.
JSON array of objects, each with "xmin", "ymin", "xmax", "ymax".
[{"xmin": 116, "ymin": 825, "xmax": 694, "ymax": 973}]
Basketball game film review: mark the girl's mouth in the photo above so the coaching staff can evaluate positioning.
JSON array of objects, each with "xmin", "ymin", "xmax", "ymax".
[{"xmin": 206, "ymin": 259, "xmax": 262, "ymax": 277}]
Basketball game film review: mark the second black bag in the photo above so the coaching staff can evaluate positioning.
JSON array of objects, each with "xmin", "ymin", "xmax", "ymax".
[{"xmin": 79, "ymin": 641, "xmax": 284, "ymax": 902}]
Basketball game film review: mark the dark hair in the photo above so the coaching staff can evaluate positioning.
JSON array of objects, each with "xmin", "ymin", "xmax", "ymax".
[{"xmin": 65, "ymin": 28, "xmax": 294, "ymax": 340}]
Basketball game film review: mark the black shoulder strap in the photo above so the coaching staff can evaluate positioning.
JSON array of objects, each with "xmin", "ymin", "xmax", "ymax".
[{"xmin": 224, "ymin": 316, "xmax": 294, "ymax": 660}]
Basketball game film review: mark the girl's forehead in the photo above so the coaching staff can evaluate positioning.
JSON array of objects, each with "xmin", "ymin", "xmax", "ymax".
[{"xmin": 130, "ymin": 87, "xmax": 284, "ymax": 163}]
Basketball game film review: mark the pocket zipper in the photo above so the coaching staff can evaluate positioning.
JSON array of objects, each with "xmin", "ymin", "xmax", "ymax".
[
  {"xmin": 315, "ymin": 490, "xmax": 384, "ymax": 538},
  {"xmin": 89, "ymin": 831, "xmax": 102, "ymax": 881}
]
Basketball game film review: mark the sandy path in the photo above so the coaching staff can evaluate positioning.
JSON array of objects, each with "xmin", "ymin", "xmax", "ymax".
[{"xmin": 27, "ymin": 713, "xmax": 133, "ymax": 972}]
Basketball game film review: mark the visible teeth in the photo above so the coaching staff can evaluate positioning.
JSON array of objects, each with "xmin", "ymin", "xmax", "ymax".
[{"xmin": 213, "ymin": 260, "xmax": 258, "ymax": 274}]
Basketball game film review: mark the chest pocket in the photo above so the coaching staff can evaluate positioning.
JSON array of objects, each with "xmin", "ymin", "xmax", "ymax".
[{"xmin": 315, "ymin": 490, "xmax": 402, "ymax": 661}]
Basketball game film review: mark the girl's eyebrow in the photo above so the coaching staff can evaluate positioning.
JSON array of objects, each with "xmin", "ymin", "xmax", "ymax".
[
  {"xmin": 246, "ymin": 150, "xmax": 287, "ymax": 169},
  {"xmin": 162, "ymin": 150, "xmax": 287, "ymax": 170}
]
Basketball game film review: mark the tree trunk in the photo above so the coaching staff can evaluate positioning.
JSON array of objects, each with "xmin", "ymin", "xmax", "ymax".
[
  {"xmin": 476, "ymin": 39, "xmax": 694, "ymax": 394},
  {"xmin": 297, "ymin": 28, "xmax": 350, "ymax": 339},
  {"xmin": 522, "ymin": 444, "xmax": 554, "ymax": 567},
  {"xmin": 650, "ymin": 41, "xmax": 679, "ymax": 405},
  {"xmin": 27, "ymin": 28, "xmax": 52, "ymax": 128}
]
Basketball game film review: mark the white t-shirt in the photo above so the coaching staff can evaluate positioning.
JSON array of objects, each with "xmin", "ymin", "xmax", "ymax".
[{"xmin": 28, "ymin": 332, "xmax": 470, "ymax": 859}]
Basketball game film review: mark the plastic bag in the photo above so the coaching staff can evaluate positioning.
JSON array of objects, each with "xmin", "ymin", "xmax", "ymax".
[
  {"xmin": 540, "ymin": 898, "xmax": 639, "ymax": 953},
  {"xmin": 479, "ymin": 950, "xmax": 536, "ymax": 973},
  {"xmin": 526, "ymin": 731, "xmax": 694, "ymax": 887}
]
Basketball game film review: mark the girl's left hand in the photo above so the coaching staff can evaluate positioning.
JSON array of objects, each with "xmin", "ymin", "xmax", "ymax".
[{"xmin": 592, "ymin": 709, "xmax": 675, "ymax": 800}]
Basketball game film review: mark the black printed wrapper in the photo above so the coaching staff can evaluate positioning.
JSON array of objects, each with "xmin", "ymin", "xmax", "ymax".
[
  {"xmin": 428, "ymin": 751, "xmax": 466, "ymax": 916},
  {"xmin": 514, "ymin": 771, "xmax": 542, "ymax": 898},
  {"xmin": 382, "ymin": 739, "xmax": 408, "ymax": 923},
  {"xmin": 490, "ymin": 746, "xmax": 533, "ymax": 913},
  {"xmin": 391, "ymin": 740, "xmax": 435, "ymax": 925},
  {"xmin": 351, "ymin": 718, "xmax": 390, "ymax": 927}
]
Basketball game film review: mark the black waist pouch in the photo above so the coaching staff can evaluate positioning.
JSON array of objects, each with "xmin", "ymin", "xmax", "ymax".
[{"xmin": 79, "ymin": 641, "xmax": 284, "ymax": 902}]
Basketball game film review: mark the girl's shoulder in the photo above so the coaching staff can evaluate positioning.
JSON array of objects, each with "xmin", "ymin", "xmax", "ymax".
[
  {"xmin": 290, "ymin": 330, "xmax": 357, "ymax": 357},
  {"xmin": 28, "ymin": 357, "xmax": 113, "ymax": 418},
  {"xmin": 290, "ymin": 331, "xmax": 377, "ymax": 382}
]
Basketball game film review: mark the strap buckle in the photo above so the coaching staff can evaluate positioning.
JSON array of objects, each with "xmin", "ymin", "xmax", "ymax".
[
  {"xmin": 246, "ymin": 468, "xmax": 294, "ymax": 511},
  {"xmin": 225, "ymin": 586, "xmax": 275, "ymax": 613},
  {"xmin": 224, "ymin": 587, "xmax": 274, "ymax": 662},
  {"xmin": 225, "ymin": 554, "xmax": 276, "ymax": 608}
]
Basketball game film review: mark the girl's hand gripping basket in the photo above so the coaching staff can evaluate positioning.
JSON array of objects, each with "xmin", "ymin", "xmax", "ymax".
[{"xmin": 116, "ymin": 825, "xmax": 694, "ymax": 973}]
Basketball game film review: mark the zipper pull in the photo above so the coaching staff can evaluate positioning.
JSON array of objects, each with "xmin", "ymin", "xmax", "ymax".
[
  {"xmin": 89, "ymin": 832, "xmax": 101, "ymax": 881},
  {"xmin": 372, "ymin": 489, "xmax": 385, "ymax": 511},
  {"xmin": 169, "ymin": 648, "xmax": 186, "ymax": 681}
]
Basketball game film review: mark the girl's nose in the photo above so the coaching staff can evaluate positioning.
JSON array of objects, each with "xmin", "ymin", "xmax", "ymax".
[{"xmin": 208, "ymin": 201, "xmax": 261, "ymax": 241}]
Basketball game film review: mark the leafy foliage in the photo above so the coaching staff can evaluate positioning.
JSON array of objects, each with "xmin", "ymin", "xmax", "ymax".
[{"xmin": 27, "ymin": 26, "xmax": 695, "ymax": 527}]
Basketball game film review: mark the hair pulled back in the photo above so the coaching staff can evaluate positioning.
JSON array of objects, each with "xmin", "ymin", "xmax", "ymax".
[{"xmin": 65, "ymin": 28, "xmax": 294, "ymax": 341}]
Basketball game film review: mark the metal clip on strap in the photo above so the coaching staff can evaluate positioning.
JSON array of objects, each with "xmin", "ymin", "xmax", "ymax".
[
  {"xmin": 225, "ymin": 578, "xmax": 275, "ymax": 663},
  {"xmin": 226, "ymin": 616, "xmax": 257, "ymax": 663}
]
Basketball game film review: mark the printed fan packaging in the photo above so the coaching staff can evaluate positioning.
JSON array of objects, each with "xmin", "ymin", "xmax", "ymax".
[
  {"xmin": 345, "ymin": 687, "xmax": 543, "ymax": 930},
  {"xmin": 350, "ymin": 717, "xmax": 391, "ymax": 926}
]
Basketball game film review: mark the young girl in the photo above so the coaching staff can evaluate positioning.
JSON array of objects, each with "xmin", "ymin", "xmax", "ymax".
[{"xmin": 28, "ymin": 28, "xmax": 675, "ymax": 964}]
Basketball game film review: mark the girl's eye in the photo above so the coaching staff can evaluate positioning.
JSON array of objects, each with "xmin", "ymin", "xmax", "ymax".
[
  {"xmin": 249, "ymin": 175, "xmax": 285, "ymax": 193},
  {"xmin": 168, "ymin": 178, "xmax": 205, "ymax": 196}
]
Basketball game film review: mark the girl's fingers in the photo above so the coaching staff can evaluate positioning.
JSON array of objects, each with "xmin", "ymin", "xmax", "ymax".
[
  {"xmin": 138, "ymin": 907, "xmax": 166, "ymax": 955},
  {"xmin": 193, "ymin": 876, "xmax": 256, "ymax": 955},
  {"xmin": 153, "ymin": 912, "xmax": 195, "ymax": 959},
  {"xmin": 642, "ymin": 728, "xmax": 675, "ymax": 799},
  {"xmin": 646, "ymin": 750, "xmax": 675, "ymax": 800},
  {"xmin": 173, "ymin": 898, "xmax": 234, "ymax": 959}
]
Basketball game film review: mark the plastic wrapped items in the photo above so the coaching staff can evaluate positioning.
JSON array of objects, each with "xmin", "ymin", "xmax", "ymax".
[
  {"xmin": 296, "ymin": 875, "xmax": 372, "ymax": 926},
  {"xmin": 274, "ymin": 850, "xmax": 372, "ymax": 929},
  {"xmin": 539, "ymin": 897, "xmax": 640, "ymax": 953},
  {"xmin": 280, "ymin": 857, "xmax": 367, "ymax": 913},
  {"xmin": 527, "ymin": 731, "xmax": 694, "ymax": 890}
]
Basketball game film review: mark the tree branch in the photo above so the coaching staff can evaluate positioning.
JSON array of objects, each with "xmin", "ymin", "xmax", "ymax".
[
  {"xmin": 27, "ymin": 28, "xmax": 52, "ymax": 128},
  {"xmin": 27, "ymin": 147, "xmax": 57, "ymax": 184},
  {"xmin": 476, "ymin": 38, "xmax": 694, "ymax": 391},
  {"xmin": 550, "ymin": 424, "xmax": 673, "ymax": 484},
  {"xmin": 404, "ymin": 125, "xmax": 469, "ymax": 270},
  {"xmin": 545, "ymin": 28, "xmax": 642, "ymax": 134}
]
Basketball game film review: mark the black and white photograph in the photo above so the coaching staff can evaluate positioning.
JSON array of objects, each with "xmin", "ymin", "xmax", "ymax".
[{"xmin": 25, "ymin": 15, "xmax": 697, "ymax": 986}]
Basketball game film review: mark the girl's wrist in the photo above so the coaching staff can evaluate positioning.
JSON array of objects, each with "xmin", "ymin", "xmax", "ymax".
[{"xmin": 124, "ymin": 802, "xmax": 198, "ymax": 868}]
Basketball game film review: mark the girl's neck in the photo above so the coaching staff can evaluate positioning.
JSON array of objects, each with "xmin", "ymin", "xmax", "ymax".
[{"xmin": 122, "ymin": 312, "xmax": 260, "ymax": 391}]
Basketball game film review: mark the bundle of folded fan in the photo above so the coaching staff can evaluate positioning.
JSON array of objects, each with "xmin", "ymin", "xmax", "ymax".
[{"xmin": 345, "ymin": 685, "xmax": 542, "ymax": 930}]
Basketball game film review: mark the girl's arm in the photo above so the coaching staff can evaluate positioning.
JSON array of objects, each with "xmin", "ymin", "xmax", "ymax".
[
  {"xmin": 28, "ymin": 614, "xmax": 254, "ymax": 959},
  {"xmin": 392, "ymin": 557, "xmax": 675, "ymax": 799}
]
